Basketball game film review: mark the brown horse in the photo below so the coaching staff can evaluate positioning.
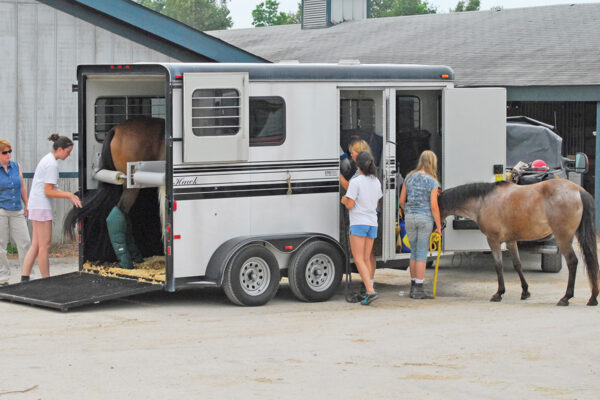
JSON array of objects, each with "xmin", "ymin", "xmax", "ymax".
[
  {"xmin": 438, "ymin": 180, "xmax": 599, "ymax": 306},
  {"xmin": 64, "ymin": 117, "xmax": 165, "ymax": 268}
]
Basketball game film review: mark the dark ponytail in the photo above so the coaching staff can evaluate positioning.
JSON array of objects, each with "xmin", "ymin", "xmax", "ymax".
[
  {"xmin": 48, "ymin": 133, "xmax": 73, "ymax": 150},
  {"xmin": 356, "ymin": 151, "xmax": 376, "ymax": 177}
]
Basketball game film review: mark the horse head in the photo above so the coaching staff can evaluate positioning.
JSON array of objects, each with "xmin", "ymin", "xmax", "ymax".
[{"xmin": 438, "ymin": 181, "xmax": 510, "ymax": 221}]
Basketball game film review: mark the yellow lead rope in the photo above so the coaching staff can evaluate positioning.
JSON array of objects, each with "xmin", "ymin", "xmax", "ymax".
[{"xmin": 429, "ymin": 232, "xmax": 442, "ymax": 298}]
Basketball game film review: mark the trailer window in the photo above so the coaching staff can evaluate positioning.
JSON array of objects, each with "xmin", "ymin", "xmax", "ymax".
[
  {"xmin": 396, "ymin": 96, "xmax": 421, "ymax": 132},
  {"xmin": 249, "ymin": 97, "xmax": 285, "ymax": 146},
  {"xmin": 191, "ymin": 88, "xmax": 240, "ymax": 136},
  {"xmin": 95, "ymin": 97, "xmax": 165, "ymax": 142},
  {"xmin": 340, "ymin": 99, "xmax": 375, "ymax": 131}
]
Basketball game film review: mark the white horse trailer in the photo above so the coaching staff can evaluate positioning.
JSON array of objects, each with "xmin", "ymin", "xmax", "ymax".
[{"xmin": 0, "ymin": 63, "xmax": 506, "ymax": 310}]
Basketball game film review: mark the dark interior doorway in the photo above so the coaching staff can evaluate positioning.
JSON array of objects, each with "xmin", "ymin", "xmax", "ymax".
[{"xmin": 507, "ymin": 101, "xmax": 597, "ymax": 194}]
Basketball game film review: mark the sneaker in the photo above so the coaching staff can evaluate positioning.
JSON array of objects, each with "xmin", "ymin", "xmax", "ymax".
[
  {"xmin": 359, "ymin": 283, "xmax": 367, "ymax": 298},
  {"xmin": 361, "ymin": 291, "xmax": 379, "ymax": 305}
]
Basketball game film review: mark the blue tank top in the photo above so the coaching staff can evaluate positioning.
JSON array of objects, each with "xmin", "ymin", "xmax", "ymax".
[{"xmin": 0, "ymin": 161, "xmax": 23, "ymax": 211}]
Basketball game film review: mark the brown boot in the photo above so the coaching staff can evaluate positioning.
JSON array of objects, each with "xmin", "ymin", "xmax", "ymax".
[{"xmin": 412, "ymin": 283, "xmax": 433, "ymax": 299}]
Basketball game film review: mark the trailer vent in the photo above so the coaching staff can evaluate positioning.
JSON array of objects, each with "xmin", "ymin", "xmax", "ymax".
[
  {"xmin": 302, "ymin": 0, "xmax": 368, "ymax": 29},
  {"xmin": 95, "ymin": 96, "xmax": 165, "ymax": 142},
  {"xmin": 303, "ymin": 0, "xmax": 328, "ymax": 29}
]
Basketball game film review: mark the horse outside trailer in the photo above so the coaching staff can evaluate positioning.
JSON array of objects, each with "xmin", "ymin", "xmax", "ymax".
[{"xmin": 0, "ymin": 63, "xmax": 509, "ymax": 310}]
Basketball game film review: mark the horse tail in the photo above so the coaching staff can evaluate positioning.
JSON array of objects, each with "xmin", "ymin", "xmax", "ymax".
[
  {"xmin": 99, "ymin": 127, "xmax": 117, "ymax": 170},
  {"xmin": 63, "ymin": 127, "xmax": 121, "ymax": 244},
  {"xmin": 576, "ymin": 189, "xmax": 599, "ymax": 294}
]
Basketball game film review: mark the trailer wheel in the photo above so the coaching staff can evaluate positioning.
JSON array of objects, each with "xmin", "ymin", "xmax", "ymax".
[
  {"xmin": 541, "ymin": 251, "xmax": 562, "ymax": 273},
  {"xmin": 288, "ymin": 241, "xmax": 343, "ymax": 302},
  {"xmin": 223, "ymin": 245, "xmax": 280, "ymax": 306}
]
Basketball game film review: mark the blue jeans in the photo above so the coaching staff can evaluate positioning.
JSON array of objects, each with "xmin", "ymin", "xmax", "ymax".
[{"xmin": 405, "ymin": 213, "xmax": 433, "ymax": 261}]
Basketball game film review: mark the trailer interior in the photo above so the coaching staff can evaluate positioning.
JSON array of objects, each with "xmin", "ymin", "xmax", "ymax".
[
  {"xmin": 82, "ymin": 73, "xmax": 168, "ymax": 281},
  {"xmin": 339, "ymin": 88, "xmax": 443, "ymax": 258}
]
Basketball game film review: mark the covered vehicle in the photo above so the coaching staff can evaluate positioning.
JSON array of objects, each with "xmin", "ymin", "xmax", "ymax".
[
  {"xmin": 506, "ymin": 116, "xmax": 574, "ymax": 272},
  {"xmin": 506, "ymin": 116, "xmax": 567, "ymax": 173}
]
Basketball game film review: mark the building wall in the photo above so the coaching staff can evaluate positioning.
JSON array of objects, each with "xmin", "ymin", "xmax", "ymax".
[{"xmin": 0, "ymin": 0, "xmax": 179, "ymax": 243}]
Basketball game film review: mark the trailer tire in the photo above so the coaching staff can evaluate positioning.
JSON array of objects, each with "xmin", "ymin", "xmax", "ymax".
[
  {"xmin": 288, "ymin": 241, "xmax": 343, "ymax": 302},
  {"xmin": 541, "ymin": 251, "xmax": 562, "ymax": 273},
  {"xmin": 223, "ymin": 245, "xmax": 280, "ymax": 306}
]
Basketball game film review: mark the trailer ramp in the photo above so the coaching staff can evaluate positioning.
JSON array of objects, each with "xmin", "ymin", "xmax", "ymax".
[{"xmin": 0, "ymin": 272, "xmax": 164, "ymax": 311}]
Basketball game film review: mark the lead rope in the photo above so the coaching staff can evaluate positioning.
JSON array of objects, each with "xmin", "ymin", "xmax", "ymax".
[{"xmin": 429, "ymin": 232, "xmax": 442, "ymax": 298}]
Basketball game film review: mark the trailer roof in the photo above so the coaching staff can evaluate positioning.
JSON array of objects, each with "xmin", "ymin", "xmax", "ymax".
[{"xmin": 81, "ymin": 63, "xmax": 454, "ymax": 82}]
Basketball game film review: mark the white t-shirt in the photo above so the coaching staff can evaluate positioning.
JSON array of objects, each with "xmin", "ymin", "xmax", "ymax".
[
  {"xmin": 345, "ymin": 174, "xmax": 382, "ymax": 226},
  {"xmin": 28, "ymin": 152, "xmax": 59, "ymax": 210}
]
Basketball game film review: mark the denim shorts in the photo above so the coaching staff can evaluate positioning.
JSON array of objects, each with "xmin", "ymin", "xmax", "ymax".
[
  {"xmin": 405, "ymin": 213, "xmax": 433, "ymax": 261},
  {"xmin": 350, "ymin": 225, "xmax": 377, "ymax": 239}
]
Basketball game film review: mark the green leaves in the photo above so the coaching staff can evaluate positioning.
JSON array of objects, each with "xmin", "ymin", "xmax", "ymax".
[
  {"xmin": 369, "ymin": 0, "xmax": 438, "ymax": 18},
  {"xmin": 451, "ymin": 0, "xmax": 481, "ymax": 12},
  {"xmin": 134, "ymin": 0, "xmax": 233, "ymax": 31},
  {"xmin": 252, "ymin": 0, "xmax": 301, "ymax": 27}
]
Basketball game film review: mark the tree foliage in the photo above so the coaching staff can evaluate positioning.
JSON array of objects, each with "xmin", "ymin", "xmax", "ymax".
[
  {"xmin": 252, "ymin": 0, "xmax": 301, "ymax": 27},
  {"xmin": 369, "ymin": 0, "xmax": 437, "ymax": 17},
  {"xmin": 133, "ymin": 0, "xmax": 232, "ymax": 31},
  {"xmin": 451, "ymin": 0, "xmax": 481, "ymax": 12}
]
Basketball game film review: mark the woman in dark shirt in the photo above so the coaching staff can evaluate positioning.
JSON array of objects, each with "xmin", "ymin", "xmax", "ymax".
[{"xmin": 0, "ymin": 140, "xmax": 30, "ymax": 285}]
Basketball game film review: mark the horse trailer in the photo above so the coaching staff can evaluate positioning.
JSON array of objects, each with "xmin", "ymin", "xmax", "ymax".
[{"xmin": 0, "ymin": 62, "xmax": 507, "ymax": 310}]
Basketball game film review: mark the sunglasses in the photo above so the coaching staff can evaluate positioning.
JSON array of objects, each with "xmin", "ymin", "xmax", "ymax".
[{"xmin": 1, "ymin": 149, "xmax": 12, "ymax": 155}]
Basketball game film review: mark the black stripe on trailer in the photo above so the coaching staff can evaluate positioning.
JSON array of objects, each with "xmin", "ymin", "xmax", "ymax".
[
  {"xmin": 173, "ymin": 161, "xmax": 338, "ymax": 174},
  {"xmin": 174, "ymin": 180, "xmax": 339, "ymax": 200}
]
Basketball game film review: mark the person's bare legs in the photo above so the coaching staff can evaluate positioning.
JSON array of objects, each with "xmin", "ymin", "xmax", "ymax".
[
  {"xmin": 414, "ymin": 260, "xmax": 426, "ymax": 280},
  {"xmin": 350, "ymin": 234, "xmax": 375, "ymax": 293},
  {"xmin": 21, "ymin": 224, "xmax": 39, "ymax": 277},
  {"xmin": 21, "ymin": 221, "xmax": 52, "ymax": 278},
  {"xmin": 369, "ymin": 251, "xmax": 376, "ymax": 280},
  {"xmin": 36, "ymin": 221, "xmax": 52, "ymax": 278},
  {"xmin": 409, "ymin": 258, "xmax": 417, "ymax": 280}
]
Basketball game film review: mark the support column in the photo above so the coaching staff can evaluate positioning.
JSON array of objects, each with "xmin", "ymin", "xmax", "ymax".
[{"xmin": 595, "ymin": 102, "xmax": 600, "ymax": 229}]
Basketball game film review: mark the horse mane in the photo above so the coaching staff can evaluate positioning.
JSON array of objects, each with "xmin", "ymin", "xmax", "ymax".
[{"xmin": 439, "ymin": 181, "xmax": 510, "ymax": 212}]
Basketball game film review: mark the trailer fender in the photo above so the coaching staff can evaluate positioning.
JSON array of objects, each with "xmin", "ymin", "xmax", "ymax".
[{"xmin": 205, "ymin": 234, "xmax": 346, "ymax": 287}]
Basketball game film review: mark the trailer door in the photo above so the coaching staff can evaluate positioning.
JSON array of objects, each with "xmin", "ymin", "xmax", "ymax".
[
  {"xmin": 183, "ymin": 72, "xmax": 249, "ymax": 163},
  {"xmin": 442, "ymin": 88, "xmax": 506, "ymax": 251}
]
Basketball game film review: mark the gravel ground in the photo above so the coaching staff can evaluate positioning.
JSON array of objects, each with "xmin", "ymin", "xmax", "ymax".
[{"xmin": 1, "ymin": 252, "xmax": 599, "ymax": 400}]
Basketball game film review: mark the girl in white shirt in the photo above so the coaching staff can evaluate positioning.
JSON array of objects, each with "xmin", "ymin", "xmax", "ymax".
[
  {"xmin": 21, "ymin": 134, "xmax": 82, "ymax": 281},
  {"xmin": 341, "ymin": 151, "xmax": 382, "ymax": 305}
]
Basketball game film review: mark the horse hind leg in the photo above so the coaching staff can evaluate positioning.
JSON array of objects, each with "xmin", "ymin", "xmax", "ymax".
[
  {"xmin": 555, "ymin": 238, "xmax": 578, "ymax": 306},
  {"xmin": 106, "ymin": 188, "xmax": 141, "ymax": 269},
  {"xmin": 506, "ymin": 241, "xmax": 530, "ymax": 300},
  {"xmin": 487, "ymin": 239, "xmax": 506, "ymax": 302}
]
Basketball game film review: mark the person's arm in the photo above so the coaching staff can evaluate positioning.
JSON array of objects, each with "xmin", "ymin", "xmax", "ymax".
[
  {"xmin": 342, "ymin": 178, "xmax": 358, "ymax": 210},
  {"xmin": 44, "ymin": 183, "xmax": 82, "ymax": 208},
  {"xmin": 341, "ymin": 195, "xmax": 355, "ymax": 210},
  {"xmin": 430, "ymin": 187, "xmax": 442, "ymax": 235},
  {"xmin": 18, "ymin": 163, "xmax": 28, "ymax": 214},
  {"xmin": 340, "ymin": 174, "xmax": 349, "ymax": 191},
  {"xmin": 399, "ymin": 184, "xmax": 407, "ymax": 212}
]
